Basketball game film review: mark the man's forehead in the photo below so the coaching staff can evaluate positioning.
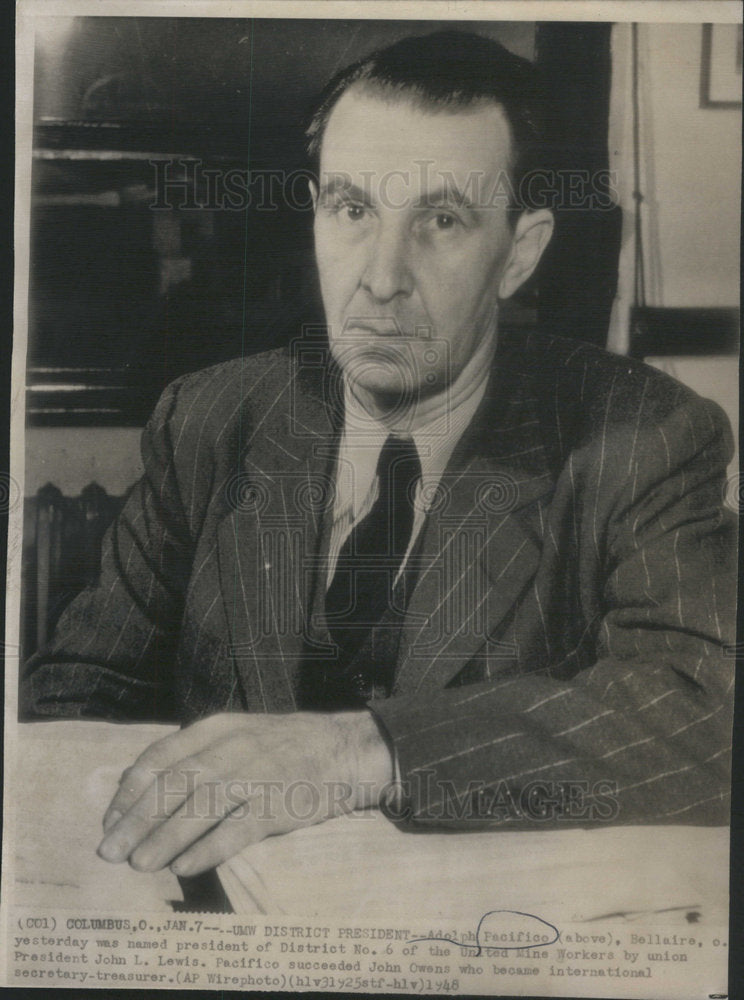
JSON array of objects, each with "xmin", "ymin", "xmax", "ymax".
[{"xmin": 318, "ymin": 85, "xmax": 513, "ymax": 188}]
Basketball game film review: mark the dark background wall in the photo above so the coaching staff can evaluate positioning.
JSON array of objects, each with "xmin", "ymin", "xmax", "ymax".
[{"xmin": 28, "ymin": 17, "xmax": 616, "ymax": 425}]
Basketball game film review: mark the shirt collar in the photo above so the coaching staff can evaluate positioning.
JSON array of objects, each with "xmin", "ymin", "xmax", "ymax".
[{"xmin": 335, "ymin": 336, "xmax": 494, "ymax": 522}]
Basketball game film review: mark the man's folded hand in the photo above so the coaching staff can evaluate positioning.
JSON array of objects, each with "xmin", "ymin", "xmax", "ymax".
[{"xmin": 96, "ymin": 710, "xmax": 393, "ymax": 876}]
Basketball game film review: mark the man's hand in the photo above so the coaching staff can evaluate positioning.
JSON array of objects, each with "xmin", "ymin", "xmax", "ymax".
[{"xmin": 96, "ymin": 711, "xmax": 393, "ymax": 876}]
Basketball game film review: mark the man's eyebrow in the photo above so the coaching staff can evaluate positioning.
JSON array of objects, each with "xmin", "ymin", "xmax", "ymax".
[
  {"xmin": 318, "ymin": 179, "xmax": 371, "ymax": 203},
  {"xmin": 316, "ymin": 179, "xmax": 477, "ymax": 210},
  {"xmin": 415, "ymin": 185, "xmax": 477, "ymax": 210}
]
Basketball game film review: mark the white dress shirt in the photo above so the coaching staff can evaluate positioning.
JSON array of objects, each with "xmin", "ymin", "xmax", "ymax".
[{"xmin": 326, "ymin": 337, "xmax": 495, "ymax": 587}]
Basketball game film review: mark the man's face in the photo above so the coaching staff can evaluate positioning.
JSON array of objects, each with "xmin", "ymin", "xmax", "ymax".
[{"xmin": 312, "ymin": 86, "xmax": 518, "ymax": 403}]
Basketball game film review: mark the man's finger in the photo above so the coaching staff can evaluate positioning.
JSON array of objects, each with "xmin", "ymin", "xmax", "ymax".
[
  {"xmin": 128, "ymin": 779, "xmax": 254, "ymax": 872},
  {"xmin": 102, "ymin": 721, "xmax": 229, "ymax": 829},
  {"xmin": 98, "ymin": 761, "xmax": 198, "ymax": 862},
  {"xmin": 169, "ymin": 802, "xmax": 276, "ymax": 877},
  {"xmin": 103, "ymin": 764, "xmax": 154, "ymax": 831}
]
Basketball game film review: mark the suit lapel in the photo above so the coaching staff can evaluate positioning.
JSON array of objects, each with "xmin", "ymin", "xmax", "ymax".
[
  {"xmin": 216, "ymin": 355, "xmax": 341, "ymax": 711},
  {"xmin": 214, "ymin": 342, "xmax": 555, "ymax": 706},
  {"xmin": 395, "ymin": 366, "xmax": 555, "ymax": 696}
]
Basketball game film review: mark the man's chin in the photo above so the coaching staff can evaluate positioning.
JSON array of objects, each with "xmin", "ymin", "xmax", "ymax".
[
  {"xmin": 349, "ymin": 369, "xmax": 419, "ymax": 409},
  {"xmin": 333, "ymin": 343, "xmax": 420, "ymax": 405},
  {"xmin": 331, "ymin": 341, "xmax": 438, "ymax": 406}
]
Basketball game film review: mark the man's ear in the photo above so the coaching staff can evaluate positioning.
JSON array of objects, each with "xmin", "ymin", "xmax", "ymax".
[
  {"xmin": 498, "ymin": 209, "xmax": 554, "ymax": 300},
  {"xmin": 309, "ymin": 178, "xmax": 319, "ymax": 212}
]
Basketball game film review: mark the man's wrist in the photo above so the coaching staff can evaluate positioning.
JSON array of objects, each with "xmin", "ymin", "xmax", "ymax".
[{"xmin": 330, "ymin": 711, "xmax": 394, "ymax": 809}]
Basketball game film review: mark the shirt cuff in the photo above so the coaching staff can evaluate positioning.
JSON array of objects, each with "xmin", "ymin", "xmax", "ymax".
[{"xmin": 365, "ymin": 704, "xmax": 411, "ymax": 822}]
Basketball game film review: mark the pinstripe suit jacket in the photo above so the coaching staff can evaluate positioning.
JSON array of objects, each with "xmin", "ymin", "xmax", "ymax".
[{"xmin": 22, "ymin": 332, "xmax": 736, "ymax": 827}]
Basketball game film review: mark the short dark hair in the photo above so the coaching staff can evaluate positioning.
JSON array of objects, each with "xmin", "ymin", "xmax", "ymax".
[{"xmin": 305, "ymin": 30, "xmax": 544, "ymax": 215}]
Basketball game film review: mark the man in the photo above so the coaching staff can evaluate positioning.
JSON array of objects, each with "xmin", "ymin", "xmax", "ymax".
[{"xmin": 21, "ymin": 32, "xmax": 735, "ymax": 879}]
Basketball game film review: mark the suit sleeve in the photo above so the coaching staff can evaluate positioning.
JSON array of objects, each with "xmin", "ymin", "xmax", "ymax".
[
  {"xmin": 369, "ymin": 393, "xmax": 736, "ymax": 827},
  {"xmin": 20, "ymin": 376, "xmax": 197, "ymax": 722}
]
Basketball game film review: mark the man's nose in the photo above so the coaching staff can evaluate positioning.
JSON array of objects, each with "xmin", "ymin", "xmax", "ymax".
[{"xmin": 360, "ymin": 223, "xmax": 413, "ymax": 303}]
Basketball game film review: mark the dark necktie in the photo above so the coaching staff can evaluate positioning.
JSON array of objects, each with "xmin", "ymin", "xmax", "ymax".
[{"xmin": 325, "ymin": 433, "xmax": 422, "ymax": 678}]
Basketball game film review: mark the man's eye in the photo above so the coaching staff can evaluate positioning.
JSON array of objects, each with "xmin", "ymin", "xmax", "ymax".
[
  {"xmin": 424, "ymin": 211, "xmax": 460, "ymax": 232},
  {"xmin": 435, "ymin": 212, "xmax": 456, "ymax": 229},
  {"xmin": 342, "ymin": 203, "xmax": 366, "ymax": 222}
]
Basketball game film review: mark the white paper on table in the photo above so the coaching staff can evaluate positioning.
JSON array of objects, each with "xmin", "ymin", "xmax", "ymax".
[
  {"xmin": 218, "ymin": 809, "xmax": 729, "ymax": 924},
  {"xmin": 11, "ymin": 720, "xmax": 728, "ymax": 927},
  {"xmin": 12, "ymin": 721, "xmax": 182, "ymax": 912}
]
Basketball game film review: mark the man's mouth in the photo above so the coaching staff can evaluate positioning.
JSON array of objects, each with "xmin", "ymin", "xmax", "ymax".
[{"xmin": 343, "ymin": 319, "xmax": 407, "ymax": 338}]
